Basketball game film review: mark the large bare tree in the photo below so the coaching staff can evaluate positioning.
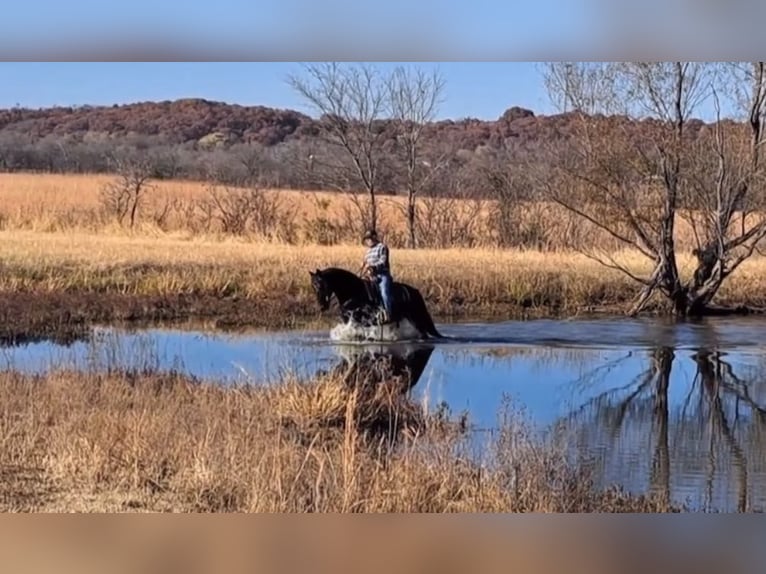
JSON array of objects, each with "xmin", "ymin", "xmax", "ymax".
[
  {"xmin": 287, "ymin": 62, "xmax": 389, "ymax": 232},
  {"xmin": 539, "ymin": 62, "xmax": 766, "ymax": 317},
  {"xmin": 386, "ymin": 65, "xmax": 447, "ymax": 248}
]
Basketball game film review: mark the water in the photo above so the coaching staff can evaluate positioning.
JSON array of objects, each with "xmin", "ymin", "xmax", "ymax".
[{"xmin": 3, "ymin": 315, "xmax": 766, "ymax": 512}]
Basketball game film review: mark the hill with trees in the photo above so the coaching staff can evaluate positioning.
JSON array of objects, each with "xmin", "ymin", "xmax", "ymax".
[
  {"xmin": 0, "ymin": 96, "xmax": 713, "ymax": 197},
  {"xmin": 0, "ymin": 97, "xmax": 547, "ymax": 149}
]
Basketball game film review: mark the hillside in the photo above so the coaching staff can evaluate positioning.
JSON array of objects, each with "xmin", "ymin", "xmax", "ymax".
[
  {"xmin": 0, "ymin": 98, "xmax": 563, "ymax": 149},
  {"xmin": 0, "ymin": 99, "xmax": 312, "ymax": 145},
  {"xmin": 0, "ymin": 98, "xmax": 717, "ymax": 198}
]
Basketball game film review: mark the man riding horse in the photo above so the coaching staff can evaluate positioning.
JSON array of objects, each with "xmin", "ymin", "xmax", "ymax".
[{"xmin": 360, "ymin": 228, "xmax": 394, "ymax": 324}]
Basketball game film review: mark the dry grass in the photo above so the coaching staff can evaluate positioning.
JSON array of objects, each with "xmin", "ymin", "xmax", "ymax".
[
  {"xmin": 0, "ymin": 172, "xmax": 494, "ymax": 246},
  {"xmin": 0, "ymin": 367, "xmax": 678, "ymax": 512},
  {"xmin": 1, "ymin": 171, "xmax": 750, "ymax": 250},
  {"xmin": 3, "ymin": 172, "xmax": 766, "ymax": 332},
  {"xmin": 3, "ymin": 229, "xmax": 766, "ymax": 318}
]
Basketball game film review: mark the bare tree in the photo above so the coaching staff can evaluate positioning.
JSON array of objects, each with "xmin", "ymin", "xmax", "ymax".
[
  {"xmin": 233, "ymin": 142, "xmax": 266, "ymax": 184},
  {"xmin": 539, "ymin": 62, "xmax": 766, "ymax": 317},
  {"xmin": 99, "ymin": 153, "xmax": 155, "ymax": 228},
  {"xmin": 386, "ymin": 65, "xmax": 447, "ymax": 248},
  {"xmin": 202, "ymin": 179, "xmax": 289, "ymax": 239},
  {"xmin": 0, "ymin": 133, "xmax": 16, "ymax": 171},
  {"xmin": 287, "ymin": 62, "xmax": 389, "ymax": 232},
  {"xmin": 415, "ymin": 182, "xmax": 485, "ymax": 248},
  {"xmin": 480, "ymin": 142, "xmax": 543, "ymax": 248}
]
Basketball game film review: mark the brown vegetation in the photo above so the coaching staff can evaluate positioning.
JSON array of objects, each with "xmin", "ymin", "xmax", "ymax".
[
  {"xmin": 0, "ymin": 229, "xmax": 645, "ymax": 343},
  {"xmin": 0, "ymin": 98, "xmax": 309, "ymax": 145},
  {"xmin": 2, "ymin": 172, "xmax": 761, "ymax": 252},
  {"xmin": 3, "ymin": 172, "xmax": 766, "ymax": 342},
  {"xmin": 0, "ymin": 367, "xmax": 679, "ymax": 512},
  {"xmin": 0, "ymin": 93, "xmax": 706, "ymax": 203},
  {"xmin": 539, "ymin": 62, "xmax": 766, "ymax": 317}
]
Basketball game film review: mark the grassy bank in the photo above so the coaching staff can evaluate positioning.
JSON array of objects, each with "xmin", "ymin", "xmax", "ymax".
[
  {"xmin": 3, "ymin": 173, "xmax": 766, "ymax": 340},
  {"xmin": 0, "ymin": 367, "xmax": 678, "ymax": 512},
  {"xmin": 3, "ymin": 230, "xmax": 766, "ymax": 342}
]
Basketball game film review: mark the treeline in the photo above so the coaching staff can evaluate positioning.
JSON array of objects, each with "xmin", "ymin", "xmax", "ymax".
[
  {"xmin": 0, "ymin": 130, "xmax": 509, "ymax": 195},
  {"xmin": 0, "ymin": 97, "xmax": 571, "ymax": 197},
  {"xmin": 0, "ymin": 76, "xmax": 727, "ymax": 253},
  {"xmin": 0, "ymin": 103, "xmax": 715, "ymax": 196}
]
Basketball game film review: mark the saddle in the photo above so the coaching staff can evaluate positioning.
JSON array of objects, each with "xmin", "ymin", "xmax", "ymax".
[
  {"xmin": 361, "ymin": 278, "xmax": 384, "ymax": 305},
  {"xmin": 363, "ymin": 275, "xmax": 403, "ymax": 311}
]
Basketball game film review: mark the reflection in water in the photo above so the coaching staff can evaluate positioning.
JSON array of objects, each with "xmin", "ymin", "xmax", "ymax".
[
  {"xmin": 317, "ymin": 343, "xmax": 435, "ymax": 393},
  {"xmin": 4, "ymin": 317, "xmax": 766, "ymax": 511},
  {"xmin": 302, "ymin": 336, "xmax": 766, "ymax": 511},
  {"xmin": 559, "ymin": 346, "xmax": 766, "ymax": 512},
  {"xmin": 0, "ymin": 330, "xmax": 91, "ymax": 349}
]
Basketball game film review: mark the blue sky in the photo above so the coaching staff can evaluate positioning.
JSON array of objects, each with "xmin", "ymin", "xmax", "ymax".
[
  {"xmin": 1, "ymin": 0, "xmax": 756, "ymax": 62},
  {"xmin": 0, "ymin": 0, "xmax": 757, "ymax": 119},
  {"xmin": 1, "ymin": 0, "xmax": 603, "ymax": 59},
  {"xmin": 0, "ymin": 62, "xmax": 553, "ymax": 120}
]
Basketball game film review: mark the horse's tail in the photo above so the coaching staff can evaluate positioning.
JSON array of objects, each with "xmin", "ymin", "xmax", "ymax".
[{"xmin": 402, "ymin": 285, "xmax": 443, "ymax": 339}]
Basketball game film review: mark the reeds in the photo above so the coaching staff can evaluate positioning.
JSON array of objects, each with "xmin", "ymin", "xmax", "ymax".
[
  {"xmin": 0, "ymin": 365, "xmax": 679, "ymax": 513},
  {"xmin": 3, "ymin": 229, "xmax": 766, "ymax": 324}
]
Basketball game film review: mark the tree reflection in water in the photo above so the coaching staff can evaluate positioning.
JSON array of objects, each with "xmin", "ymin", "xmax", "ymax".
[
  {"xmin": 558, "ymin": 342, "xmax": 766, "ymax": 512},
  {"xmin": 311, "ymin": 322, "xmax": 766, "ymax": 512}
]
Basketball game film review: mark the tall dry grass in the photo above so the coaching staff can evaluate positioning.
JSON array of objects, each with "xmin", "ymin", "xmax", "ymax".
[
  {"xmin": 0, "ymin": 172, "xmax": 496, "ymax": 247},
  {"xmin": 4, "ymin": 229, "xmax": 766, "ymax": 325},
  {"xmin": 3, "ymin": 173, "xmax": 766, "ymax": 322},
  {"xmin": 0, "ymin": 172, "xmax": 744, "ymax": 251},
  {"xmin": 0, "ymin": 367, "xmax": 678, "ymax": 512}
]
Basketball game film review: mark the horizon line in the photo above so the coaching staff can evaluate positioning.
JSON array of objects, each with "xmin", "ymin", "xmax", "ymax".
[{"xmin": 0, "ymin": 96, "xmax": 745, "ymax": 125}]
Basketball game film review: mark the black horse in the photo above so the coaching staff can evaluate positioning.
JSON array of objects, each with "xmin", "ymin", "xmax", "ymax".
[{"xmin": 309, "ymin": 267, "xmax": 443, "ymax": 339}]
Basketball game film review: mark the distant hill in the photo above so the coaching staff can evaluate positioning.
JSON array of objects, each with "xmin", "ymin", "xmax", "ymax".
[
  {"xmin": 0, "ymin": 98, "xmax": 719, "ymax": 197},
  {"xmin": 0, "ymin": 98, "xmax": 567, "ymax": 151},
  {"xmin": 0, "ymin": 99, "xmax": 312, "ymax": 145}
]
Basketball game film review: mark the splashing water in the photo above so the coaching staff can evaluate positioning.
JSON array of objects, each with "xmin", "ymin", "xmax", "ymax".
[{"xmin": 329, "ymin": 317, "xmax": 422, "ymax": 342}]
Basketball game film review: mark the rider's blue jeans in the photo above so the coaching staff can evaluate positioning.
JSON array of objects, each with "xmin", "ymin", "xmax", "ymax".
[{"xmin": 376, "ymin": 273, "xmax": 393, "ymax": 316}]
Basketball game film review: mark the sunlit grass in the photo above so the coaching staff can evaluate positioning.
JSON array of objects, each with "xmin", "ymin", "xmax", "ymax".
[
  {"xmin": 3, "ymin": 229, "xmax": 766, "ymax": 318},
  {"xmin": 2, "ymin": 173, "xmax": 766, "ymax": 321},
  {"xmin": 0, "ymin": 367, "xmax": 678, "ymax": 512},
  {"xmin": 2, "ymin": 172, "xmax": 750, "ymax": 251}
]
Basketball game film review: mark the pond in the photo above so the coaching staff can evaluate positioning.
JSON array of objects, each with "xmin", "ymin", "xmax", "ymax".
[{"xmin": 3, "ymin": 315, "xmax": 766, "ymax": 512}]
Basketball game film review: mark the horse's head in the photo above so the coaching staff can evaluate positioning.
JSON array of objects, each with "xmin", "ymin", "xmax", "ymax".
[{"xmin": 309, "ymin": 269, "xmax": 332, "ymax": 311}]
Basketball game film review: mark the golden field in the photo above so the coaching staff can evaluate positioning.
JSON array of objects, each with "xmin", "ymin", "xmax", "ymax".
[
  {"xmin": 0, "ymin": 172, "xmax": 755, "ymax": 514},
  {"xmin": 0, "ymin": 366, "xmax": 676, "ymax": 512},
  {"xmin": 1, "ymin": 172, "xmax": 766, "ymax": 336},
  {"xmin": 0, "ymin": 171, "xmax": 739, "ymax": 250},
  {"xmin": 0, "ymin": 172, "xmax": 497, "ymax": 247},
  {"xmin": 7, "ymin": 229, "xmax": 766, "ymax": 326}
]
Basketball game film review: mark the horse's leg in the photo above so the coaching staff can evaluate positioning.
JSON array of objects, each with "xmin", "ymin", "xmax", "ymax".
[{"xmin": 397, "ymin": 285, "xmax": 441, "ymax": 339}]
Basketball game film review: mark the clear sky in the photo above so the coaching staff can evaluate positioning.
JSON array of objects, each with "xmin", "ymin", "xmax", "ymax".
[
  {"xmin": 1, "ymin": 0, "xmax": 759, "ymax": 61},
  {"xmin": 0, "ymin": 62, "xmax": 554, "ymax": 121},
  {"xmin": 0, "ymin": 0, "xmax": 605, "ymax": 60},
  {"xmin": 0, "ymin": 0, "xmax": 759, "ymax": 119}
]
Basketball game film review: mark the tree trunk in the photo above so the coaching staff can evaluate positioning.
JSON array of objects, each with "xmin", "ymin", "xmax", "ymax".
[
  {"xmin": 628, "ymin": 263, "xmax": 662, "ymax": 316},
  {"xmin": 369, "ymin": 187, "xmax": 377, "ymax": 231},
  {"xmin": 129, "ymin": 192, "xmax": 140, "ymax": 229},
  {"xmin": 407, "ymin": 190, "xmax": 416, "ymax": 249},
  {"xmin": 650, "ymin": 347, "xmax": 672, "ymax": 506}
]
